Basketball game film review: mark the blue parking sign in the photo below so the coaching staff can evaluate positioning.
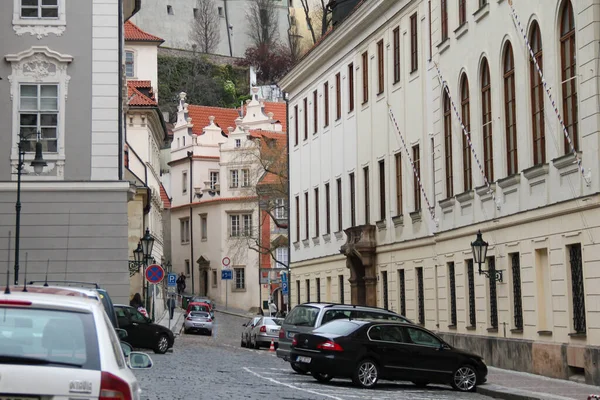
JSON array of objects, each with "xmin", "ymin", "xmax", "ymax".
[
  {"xmin": 167, "ymin": 273, "xmax": 177, "ymax": 287},
  {"xmin": 282, "ymin": 281, "xmax": 288, "ymax": 295},
  {"xmin": 222, "ymin": 270, "xmax": 233, "ymax": 280}
]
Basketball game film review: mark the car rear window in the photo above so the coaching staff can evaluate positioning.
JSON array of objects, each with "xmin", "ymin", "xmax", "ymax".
[
  {"xmin": 264, "ymin": 318, "xmax": 282, "ymax": 326},
  {"xmin": 284, "ymin": 306, "xmax": 320, "ymax": 327},
  {"xmin": 0, "ymin": 307, "xmax": 100, "ymax": 370},
  {"xmin": 190, "ymin": 305, "xmax": 208, "ymax": 312},
  {"xmin": 191, "ymin": 312, "xmax": 209, "ymax": 318},
  {"xmin": 353, "ymin": 310, "xmax": 410, "ymax": 323},
  {"xmin": 313, "ymin": 320, "xmax": 362, "ymax": 336}
]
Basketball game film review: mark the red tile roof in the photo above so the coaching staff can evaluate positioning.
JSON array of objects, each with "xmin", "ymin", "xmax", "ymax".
[
  {"xmin": 128, "ymin": 80, "xmax": 152, "ymax": 88},
  {"xmin": 124, "ymin": 21, "xmax": 164, "ymax": 43},
  {"xmin": 248, "ymin": 130, "xmax": 287, "ymax": 187},
  {"xmin": 160, "ymin": 183, "xmax": 171, "ymax": 209},
  {"xmin": 127, "ymin": 81, "xmax": 157, "ymax": 106},
  {"xmin": 187, "ymin": 105, "xmax": 241, "ymax": 135},
  {"xmin": 263, "ymin": 102, "xmax": 287, "ymax": 132}
]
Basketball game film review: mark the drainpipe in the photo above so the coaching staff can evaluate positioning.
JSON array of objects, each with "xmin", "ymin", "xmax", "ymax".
[
  {"xmin": 223, "ymin": 0, "xmax": 233, "ymax": 57},
  {"xmin": 118, "ymin": 1, "xmax": 124, "ymax": 180},
  {"xmin": 188, "ymin": 151, "xmax": 195, "ymax": 294},
  {"xmin": 284, "ymin": 91, "xmax": 291, "ymax": 313}
]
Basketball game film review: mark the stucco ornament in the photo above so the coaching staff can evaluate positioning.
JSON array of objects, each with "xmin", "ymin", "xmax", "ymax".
[{"xmin": 13, "ymin": 25, "xmax": 66, "ymax": 39}]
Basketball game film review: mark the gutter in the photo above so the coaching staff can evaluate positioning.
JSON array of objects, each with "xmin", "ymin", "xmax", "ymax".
[
  {"xmin": 223, "ymin": 0, "xmax": 233, "ymax": 57},
  {"xmin": 188, "ymin": 151, "xmax": 195, "ymax": 294},
  {"xmin": 284, "ymin": 91, "xmax": 291, "ymax": 312},
  {"xmin": 118, "ymin": 2, "xmax": 124, "ymax": 180}
]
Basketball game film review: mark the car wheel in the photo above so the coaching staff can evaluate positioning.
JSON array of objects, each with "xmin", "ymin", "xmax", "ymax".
[
  {"xmin": 313, "ymin": 372, "xmax": 333, "ymax": 383},
  {"xmin": 290, "ymin": 362, "xmax": 308, "ymax": 375},
  {"xmin": 253, "ymin": 337, "xmax": 260, "ymax": 349},
  {"xmin": 352, "ymin": 359, "xmax": 379, "ymax": 389},
  {"xmin": 208, "ymin": 330, "xmax": 212, "ymax": 336},
  {"xmin": 412, "ymin": 380, "xmax": 429, "ymax": 388},
  {"xmin": 154, "ymin": 334, "xmax": 169, "ymax": 354},
  {"xmin": 241, "ymin": 338, "xmax": 245, "ymax": 347},
  {"xmin": 184, "ymin": 328, "xmax": 189, "ymax": 334},
  {"xmin": 451, "ymin": 365, "xmax": 478, "ymax": 392}
]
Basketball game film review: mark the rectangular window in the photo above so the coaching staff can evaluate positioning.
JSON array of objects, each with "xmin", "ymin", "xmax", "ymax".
[
  {"xmin": 379, "ymin": 160, "xmax": 386, "ymax": 221},
  {"xmin": 336, "ymin": 178, "xmax": 343, "ymax": 232},
  {"xmin": 274, "ymin": 198, "xmax": 287, "ymax": 219},
  {"xmin": 296, "ymin": 280, "xmax": 301, "ymax": 305},
  {"xmin": 303, "ymin": 97, "xmax": 308, "ymax": 140},
  {"xmin": 441, "ymin": 0, "xmax": 448, "ymax": 41},
  {"xmin": 316, "ymin": 278, "xmax": 321, "ymax": 303},
  {"xmin": 21, "ymin": 0, "xmax": 59, "ymax": 18},
  {"xmin": 325, "ymin": 183, "xmax": 331, "ymax": 234},
  {"xmin": 488, "ymin": 257, "xmax": 498, "ymax": 329},
  {"xmin": 235, "ymin": 139, "xmax": 241, "ymax": 148},
  {"xmin": 399, "ymin": 269, "xmax": 406, "ymax": 316},
  {"xmin": 413, "ymin": 145, "xmax": 421, "ymax": 211},
  {"xmin": 209, "ymin": 171, "xmax": 219, "ymax": 190},
  {"xmin": 568, "ymin": 244, "xmax": 586, "ymax": 334},
  {"xmin": 505, "ymin": 47, "xmax": 518, "ymax": 175},
  {"xmin": 185, "ymin": 260, "xmax": 190, "ymax": 275},
  {"xmin": 410, "ymin": 13, "xmax": 418, "ymax": 73},
  {"xmin": 377, "ymin": 40, "xmax": 384, "ymax": 94},
  {"xmin": 242, "ymin": 214, "xmax": 252, "ymax": 236},
  {"xmin": 295, "ymin": 195, "xmax": 300, "ymax": 242},
  {"xmin": 381, "ymin": 271, "xmax": 388, "ymax": 310},
  {"xmin": 182, "ymin": 171, "xmax": 188, "ymax": 194},
  {"xmin": 448, "ymin": 262, "xmax": 457, "ymax": 326},
  {"xmin": 339, "ymin": 275, "xmax": 345, "ymax": 304},
  {"xmin": 443, "ymin": 95, "xmax": 453, "ymax": 198},
  {"xmin": 275, "ymin": 247, "xmax": 288, "ymax": 268},
  {"xmin": 335, "ymin": 73, "xmax": 342, "ymax": 120},
  {"xmin": 362, "ymin": 51, "xmax": 369, "ymax": 103},
  {"xmin": 167, "ymin": 5, "xmax": 173, "ymax": 15},
  {"xmin": 241, "ymin": 169, "xmax": 250, "ymax": 187},
  {"xmin": 395, "ymin": 153, "xmax": 403, "ymax": 215},
  {"xmin": 234, "ymin": 268, "xmax": 245, "ymax": 290},
  {"xmin": 212, "ymin": 270, "xmax": 217, "ymax": 287},
  {"xmin": 393, "ymin": 27, "xmax": 400, "ymax": 83},
  {"xmin": 459, "ymin": 0, "xmax": 466, "ymax": 25},
  {"xmin": 125, "ymin": 52, "xmax": 134, "ymax": 77},
  {"xmin": 324, "ymin": 82, "xmax": 329, "ymax": 127},
  {"xmin": 230, "ymin": 215, "xmax": 240, "ymax": 237},
  {"xmin": 19, "ymin": 84, "xmax": 58, "ymax": 153},
  {"xmin": 193, "ymin": 8, "xmax": 198, "ymax": 17},
  {"xmin": 230, "ymin": 169, "xmax": 239, "ymax": 188},
  {"xmin": 180, "ymin": 218, "xmax": 190, "ymax": 244},
  {"xmin": 349, "ymin": 173, "xmax": 356, "ymax": 226},
  {"xmin": 304, "ymin": 192, "xmax": 309, "ymax": 240},
  {"xmin": 313, "ymin": 90, "xmax": 318, "ymax": 134},
  {"xmin": 200, "ymin": 214, "xmax": 207, "ymax": 240},
  {"xmin": 348, "ymin": 63, "xmax": 354, "ymax": 112},
  {"xmin": 467, "ymin": 259, "xmax": 476, "ymax": 327},
  {"xmin": 363, "ymin": 167, "xmax": 370, "ymax": 225},
  {"xmin": 314, "ymin": 187, "xmax": 320, "ymax": 237},
  {"xmin": 305, "ymin": 279, "xmax": 311, "ymax": 302},
  {"xmin": 294, "ymin": 105, "xmax": 299, "ymax": 145},
  {"xmin": 510, "ymin": 253, "xmax": 523, "ymax": 330},
  {"xmin": 416, "ymin": 267, "xmax": 424, "ymax": 324}
]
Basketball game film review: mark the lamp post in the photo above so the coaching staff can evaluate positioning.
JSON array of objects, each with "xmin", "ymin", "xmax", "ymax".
[
  {"xmin": 14, "ymin": 132, "xmax": 47, "ymax": 285},
  {"xmin": 140, "ymin": 228, "xmax": 155, "ymax": 316},
  {"xmin": 471, "ymin": 230, "xmax": 503, "ymax": 282}
]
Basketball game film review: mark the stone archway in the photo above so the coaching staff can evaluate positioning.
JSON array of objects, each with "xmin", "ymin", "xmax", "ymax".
[
  {"xmin": 339, "ymin": 225, "xmax": 377, "ymax": 306},
  {"xmin": 197, "ymin": 256, "xmax": 210, "ymax": 297}
]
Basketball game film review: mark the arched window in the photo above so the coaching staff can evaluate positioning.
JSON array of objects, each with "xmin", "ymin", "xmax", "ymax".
[
  {"xmin": 443, "ymin": 92, "xmax": 453, "ymax": 198},
  {"xmin": 461, "ymin": 75, "xmax": 472, "ymax": 191},
  {"xmin": 560, "ymin": 0, "xmax": 577, "ymax": 152},
  {"xmin": 481, "ymin": 58, "xmax": 493, "ymax": 182},
  {"xmin": 530, "ymin": 22, "xmax": 545, "ymax": 165},
  {"xmin": 125, "ymin": 51, "xmax": 134, "ymax": 78},
  {"xmin": 504, "ymin": 42, "xmax": 518, "ymax": 176}
]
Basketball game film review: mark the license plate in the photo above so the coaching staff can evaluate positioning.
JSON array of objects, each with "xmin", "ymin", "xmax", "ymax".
[
  {"xmin": 270, "ymin": 329, "xmax": 278, "ymax": 334},
  {"xmin": 287, "ymin": 332, "xmax": 295, "ymax": 339},
  {"xmin": 297, "ymin": 356, "xmax": 311, "ymax": 364},
  {"xmin": 195, "ymin": 323, "xmax": 204, "ymax": 327},
  {"xmin": 0, "ymin": 397, "xmax": 39, "ymax": 400}
]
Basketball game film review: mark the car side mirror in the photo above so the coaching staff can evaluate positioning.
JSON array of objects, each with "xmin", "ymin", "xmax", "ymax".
[
  {"xmin": 116, "ymin": 328, "xmax": 128, "ymax": 340},
  {"xmin": 128, "ymin": 352, "xmax": 153, "ymax": 369},
  {"xmin": 439, "ymin": 343, "xmax": 451, "ymax": 351},
  {"xmin": 242, "ymin": 323, "xmax": 247, "ymax": 327},
  {"xmin": 120, "ymin": 341, "xmax": 132, "ymax": 358}
]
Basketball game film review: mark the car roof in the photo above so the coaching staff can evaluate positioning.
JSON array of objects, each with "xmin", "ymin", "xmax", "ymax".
[
  {"xmin": 297, "ymin": 302, "xmax": 399, "ymax": 314},
  {"xmin": 6, "ymin": 285, "xmax": 96, "ymax": 298},
  {"xmin": 0, "ymin": 290, "xmax": 101, "ymax": 312}
]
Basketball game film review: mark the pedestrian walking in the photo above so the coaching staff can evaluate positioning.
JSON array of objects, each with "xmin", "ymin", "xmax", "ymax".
[
  {"xmin": 167, "ymin": 294, "xmax": 176, "ymax": 320},
  {"xmin": 176, "ymin": 273, "xmax": 186, "ymax": 295}
]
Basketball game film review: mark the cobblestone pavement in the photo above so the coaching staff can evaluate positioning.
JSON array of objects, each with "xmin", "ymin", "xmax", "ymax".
[{"xmin": 133, "ymin": 312, "xmax": 493, "ymax": 400}]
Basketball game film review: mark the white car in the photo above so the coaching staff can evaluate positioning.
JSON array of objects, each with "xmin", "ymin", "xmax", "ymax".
[{"xmin": 0, "ymin": 288, "xmax": 153, "ymax": 399}]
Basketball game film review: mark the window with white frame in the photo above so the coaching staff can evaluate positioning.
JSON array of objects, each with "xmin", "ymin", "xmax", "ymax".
[
  {"xmin": 230, "ymin": 213, "xmax": 252, "ymax": 237},
  {"xmin": 210, "ymin": 171, "xmax": 219, "ymax": 190},
  {"xmin": 125, "ymin": 51, "xmax": 134, "ymax": 78},
  {"xmin": 230, "ymin": 215, "xmax": 240, "ymax": 237},
  {"xmin": 13, "ymin": 0, "xmax": 66, "ymax": 37},
  {"xmin": 230, "ymin": 169, "xmax": 239, "ymax": 188},
  {"xmin": 241, "ymin": 169, "xmax": 250, "ymax": 187},
  {"xmin": 275, "ymin": 247, "xmax": 288, "ymax": 268},
  {"xmin": 274, "ymin": 198, "xmax": 287, "ymax": 219},
  {"xmin": 19, "ymin": 84, "xmax": 58, "ymax": 153},
  {"xmin": 180, "ymin": 218, "xmax": 190, "ymax": 243},
  {"xmin": 200, "ymin": 214, "xmax": 207, "ymax": 240},
  {"xmin": 21, "ymin": 0, "xmax": 59, "ymax": 18},
  {"xmin": 234, "ymin": 267, "xmax": 245, "ymax": 290},
  {"xmin": 182, "ymin": 171, "xmax": 188, "ymax": 194},
  {"xmin": 243, "ymin": 214, "xmax": 252, "ymax": 236},
  {"xmin": 235, "ymin": 139, "xmax": 241, "ymax": 148}
]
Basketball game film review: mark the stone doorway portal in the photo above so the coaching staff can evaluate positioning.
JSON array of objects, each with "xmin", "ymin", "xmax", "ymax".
[{"xmin": 339, "ymin": 225, "xmax": 377, "ymax": 307}]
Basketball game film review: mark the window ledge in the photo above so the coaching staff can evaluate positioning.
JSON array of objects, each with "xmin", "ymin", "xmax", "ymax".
[
  {"xmin": 448, "ymin": 324, "xmax": 457, "ymax": 330},
  {"xmin": 231, "ymin": 288, "xmax": 247, "ymax": 293},
  {"xmin": 322, "ymin": 233, "xmax": 331, "ymax": 243},
  {"xmin": 293, "ymin": 242, "xmax": 301, "ymax": 251},
  {"xmin": 454, "ymin": 22, "xmax": 468, "ymax": 40},
  {"xmin": 475, "ymin": 183, "xmax": 495, "ymax": 197},
  {"xmin": 302, "ymin": 239, "xmax": 310, "ymax": 248},
  {"xmin": 456, "ymin": 190, "xmax": 474, "ymax": 204},
  {"xmin": 334, "ymin": 231, "xmax": 344, "ymax": 241},
  {"xmin": 552, "ymin": 151, "xmax": 581, "ymax": 170},
  {"xmin": 497, "ymin": 173, "xmax": 521, "ymax": 189},
  {"xmin": 439, "ymin": 197, "xmax": 456, "ymax": 210},
  {"xmin": 537, "ymin": 330, "xmax": 553, "ymax": 336},
  {"xmin": 437, "ymin": 38, "xmax": 450, "ymax": 55},
  {"xmin": 473, "ymin": 3, "xmax": 490, "ymax": 23},
  {"xmin": 201, "ymin": 238, "xmax": 207, "ymax": 242},
  {"xmin": 523, "ymin": 163, "xmax": 549, "ymax": 180},
  {"xmin": 466, "ymin": 325, "xmax": 477, "ymax": 331},
  {"xmin": 312, "ymin": 236, "xmax": 320, "ymax": 246},
  {"xmin": 392, "ymin": 214, "xmax": 404, "ymax": 226},
  {"xmin": 510, "ymin": 328, "xmax": 523, "ymax": 334},
  {"xmin": 487, "ymin": 327, "xmax": 498, "ymax": 333},
  {"xmin": 568, "ymin": 332, "xmax": 587, "ymax": 339},
  {"xmin": 376, "ymin": 220, "xmax": 387, "ymax": 231},
  {"xmin": 409, "ymin": 210, "xmax": 422, "ymax": 223}
]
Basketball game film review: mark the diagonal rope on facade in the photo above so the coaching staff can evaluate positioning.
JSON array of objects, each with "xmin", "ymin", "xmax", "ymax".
[{"xmin": 507, "ymin": 0, "xmax": 591, "ymax": 187}]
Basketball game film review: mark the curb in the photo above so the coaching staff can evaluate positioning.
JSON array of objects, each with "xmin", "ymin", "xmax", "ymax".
[
  {"xmin": 216, "ymin": 309, "xmax": 253, "ymax": 319},
  {"xmin": 476, "ymin": 384, "xmax": 576, "ymax": 400}
]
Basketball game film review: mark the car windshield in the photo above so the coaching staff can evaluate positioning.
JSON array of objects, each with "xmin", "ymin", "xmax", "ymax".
[
  {"xmin": 0, "ymin": 307, "xmax": 100, "ymax": 370},
  {"xmin": 191, "ymin": 312, "xmax": 209, "ymax": 318},
  {"xmin": 190, "ymin": 305, "xmax": 208, "ymax": 312},
  {"xmin": 313, "ymin": 320, "xmax": 362, "ymax": 336},
  {"xmin": 263, "ymin": 318, "xmax": 282, "ymax": 326},
  {"xmin": 284, "ymin": 306, "xmax": 319, "ymax": 327}
]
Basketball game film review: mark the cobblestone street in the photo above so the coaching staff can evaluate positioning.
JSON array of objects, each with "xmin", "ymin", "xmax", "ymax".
[{"xmin": 133, "ymin": 311, "xmax": 494, "ymax": 400}]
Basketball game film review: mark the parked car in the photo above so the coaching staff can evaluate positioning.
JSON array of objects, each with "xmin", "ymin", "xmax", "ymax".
[
  {"xmin": 0, "ymin": 288, "xmax": 153, "ymax": 399},
  {"xmin": 192, "ymin": 296, "xmax": 216, "ymax": 311},
  {"xmin": 186, "ymin": 301, "xmax": 213, "ymax": 318},
  {"xmin": 249, "ymin": 317, "xmax": 283, "ymax": 349},
  {"xmin": 114, "ymin": 304, "xmax": 175, "ymax": 354},
  {"xmin": 240, "ymin": 316, "xmax": 262, "ymax": 348},
  {"xmin": 27, "ymin": 280, "xmax": 119, "ymax": 329},
  {"xmin": 277, "ymin": 303, "xmax": 412, "ymax": 374},
  {"xmin": 290, "ymin": 319, "xmax": 487, "ymax": 392},
  {"xmin": 184, "ymin": 311, "xmax": 213, "ymax": 335}
]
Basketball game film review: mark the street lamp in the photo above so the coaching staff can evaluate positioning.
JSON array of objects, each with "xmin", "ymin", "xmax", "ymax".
[
  {"xmin": 471, "ymin": 230, "xmax": 502, "ymax": 282},
  {"xmin": 14, "ymin": 132, "xmax": 47, "ymax": 285},
  {"xmin": 141, "ymin": 228, "xmax": 155, "ymax": 260},
  {"xmin": 133, "ymin": 242, "xmax": 144, "ymax": 264}
]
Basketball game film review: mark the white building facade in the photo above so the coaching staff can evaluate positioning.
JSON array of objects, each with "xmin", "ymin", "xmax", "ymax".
[{"xmin": 280, "ymin": 0, "xmax": 600, "ymax": 385}]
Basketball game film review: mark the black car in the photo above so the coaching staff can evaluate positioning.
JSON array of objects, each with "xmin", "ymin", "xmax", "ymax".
[
  {"xmin": 114, "ymin": 304, "xmax": 175, "ymax": 354},
  {"xmin": 290, "ymin": 319, "xmax": 487, "ymax": 392}
]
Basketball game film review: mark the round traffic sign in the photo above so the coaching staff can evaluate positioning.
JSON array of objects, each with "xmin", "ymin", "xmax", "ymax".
[
  {"xmin": 222, "ymin": 257, "xmax": 231, "ymax": 267},
  {"xmin": 145, "ymin": 264, "xmax": 165, "ymax": 284}
]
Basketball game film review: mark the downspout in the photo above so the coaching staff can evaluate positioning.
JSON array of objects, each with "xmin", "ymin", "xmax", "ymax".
[
  {"xmin": 118, "ymin": 2, "xmax": 124, "ymax": 180},
  {"xmin": 223, "ymin": 0, "xmax": 233, "ymax": 57},
  {"xmin": 284, "ymin": 91, "xmax": 291, "ymax": 312},
  {"xmin": 188, "ymin": 151, "xmax": 195, "ymax": 294}
]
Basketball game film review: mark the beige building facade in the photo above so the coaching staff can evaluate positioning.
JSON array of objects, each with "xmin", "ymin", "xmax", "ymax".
[{"xmin": 280, "ymin": 0, "xmax": 600, "ymax": 385}]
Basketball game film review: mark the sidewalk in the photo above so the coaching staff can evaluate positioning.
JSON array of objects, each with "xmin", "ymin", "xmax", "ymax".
[
  {"xmin": 156, "ymin": 307, "xmax": 185, "ymax": 337},
  {"xmin": 216, "ymin": 305, "xmax": 255, "ymax": 319},
  {"xmin": 480, "ymin": 367, "xmax": 600, "ymax": 400}
]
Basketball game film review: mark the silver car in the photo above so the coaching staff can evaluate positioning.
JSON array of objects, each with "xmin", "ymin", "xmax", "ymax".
[
  {"xmin": 241, "ymin": 316, "xmax": 261, "ymax": 348},
  {"xmin": 249, "ymin": 317, "xmax": 283, "ymax": 349},
  {"xmin": 184, "ymin": 311, "xmax": 213, "ymax": 335}
]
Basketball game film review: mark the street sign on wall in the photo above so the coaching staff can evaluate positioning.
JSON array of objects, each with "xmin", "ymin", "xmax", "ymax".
[
  {"xmin": 222, "ymin": 257, "xmax": 231, "ymax": 268},
  {"xmin": 221, "ymin": 270, "xmax": 233, "ymax": 280},
  {"xmin": 145, "ymin": 264, "xmax": 165, "ymax": 284},
  {"xmin": 167, "ymin": 273, "xmax": 177, "ymax": 287}
]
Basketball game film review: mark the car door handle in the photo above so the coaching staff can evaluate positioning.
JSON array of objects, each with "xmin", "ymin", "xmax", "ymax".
[{"xmin": 132, "ymin": 322, "xmax": 138, "ymax": 326}]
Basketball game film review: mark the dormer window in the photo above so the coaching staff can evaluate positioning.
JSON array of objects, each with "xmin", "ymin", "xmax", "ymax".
[
  {"xmin": 235, "ymin": 139, "xmax": 241, "ymax": 148},
  {"xmin": 21, "ymin": 0, "xmax": 59, "ymax": 19},
  {"xmin": 125, "ymin": 51, "xmax": 134, "ymax": 78}
]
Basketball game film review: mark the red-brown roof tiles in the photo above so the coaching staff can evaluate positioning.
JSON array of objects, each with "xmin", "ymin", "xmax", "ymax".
[
  {"xmin": 124, "ymin": 21, "xmax": 164, "ymax": 43},
  {"xmin": 160, "ymin": 183, "xmax": 171, "ymax": 209},
  {"xmin": 127, "ymin": 81, "xmax": 157, "ymax": 107},
  {"xmin": 187, "ymin": 105, "xmax": 241, "ymax": 135}
]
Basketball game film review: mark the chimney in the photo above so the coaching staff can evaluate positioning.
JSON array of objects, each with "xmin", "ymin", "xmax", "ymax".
[{"xmin": 328, "ymin": 0, "xmax": 361, "ymax": 28}]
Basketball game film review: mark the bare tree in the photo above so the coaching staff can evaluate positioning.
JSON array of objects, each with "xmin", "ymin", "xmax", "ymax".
[
  {"xmin": 298, "ymin": 0, "xmax": 317, "ymax": 44},
  {"xmin": 189, "ymin": 0, "xmax": 221, "ymax": 53},
  {"xmin": 247, "ymin": 0, "xmax": 280, "ymax": 48},
  {"xmin": 313, "ymin": 0, "xmax": 332, "ymax": 38},
  {"xmin": 288, "ymin": 21, "xmax": 303, "ymax": 62}
]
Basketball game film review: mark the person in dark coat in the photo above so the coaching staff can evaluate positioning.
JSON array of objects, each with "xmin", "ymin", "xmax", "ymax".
[{"xmin": 176, "ymin": 273, "xmax": 186, "ymax": 295}]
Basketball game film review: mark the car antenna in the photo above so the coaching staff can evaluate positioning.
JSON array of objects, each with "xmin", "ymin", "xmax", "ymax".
[
  {"xmin": 22, "ymin": 252, "xmax": 28, "ymax": 292},
  {"xmin": 4, "ymin": 231, "xmax": 11, "ymax": 295},
  {"xmin": 43, "ymin": 259, "xmax": 50, "ymax": 286}
]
